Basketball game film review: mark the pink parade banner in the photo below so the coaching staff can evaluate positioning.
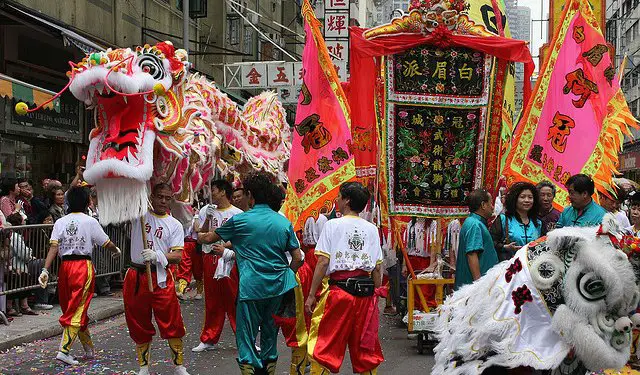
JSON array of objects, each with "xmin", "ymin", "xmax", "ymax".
[
  {"xmin": 282, "ymin": 0, "xmax": 355, "ymax": 231},
  {"xmin": 529, "ymin": 14, "xmax": 618, "ymax": 182},
  {"xmin": 505, "ymin": 0, "xmax": 636, "ymax": 207}
]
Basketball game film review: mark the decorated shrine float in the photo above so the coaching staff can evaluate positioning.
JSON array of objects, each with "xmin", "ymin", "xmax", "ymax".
[{"xmin": 346, "ymin": 0, "xmax": 533, "ymax": 324}]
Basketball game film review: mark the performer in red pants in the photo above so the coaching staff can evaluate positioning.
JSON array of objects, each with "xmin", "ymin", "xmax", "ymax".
[
  {"xmin": 124, "ymin": 183, "xmax": 190, "ymax": 375},
  {"xmin": 305, "ymin": 182, "xmax": 384, "ymax": 375},
  {"xmin": 39, "ymin": 186, "xmax": 120, "ymax": 366},
  {"xmin": 192, "ymin": 179, "xmax": 243, "ymax": 352},
  {"xmin": 175, "ymin": 238, "xmax": 203, "ymax": 299}
]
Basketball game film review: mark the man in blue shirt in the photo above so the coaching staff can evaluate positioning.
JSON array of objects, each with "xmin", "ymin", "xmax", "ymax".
[
  {"xmin": 455, "ymin": 189, "xmax": 499, "ymax": 290},
  {"xmin": 556, "ymin": 174, "xmax": 606, "ymax": 228},
  {"xmin": 199, "ymin": 172, "xmax": 303, "ymax": 375}
]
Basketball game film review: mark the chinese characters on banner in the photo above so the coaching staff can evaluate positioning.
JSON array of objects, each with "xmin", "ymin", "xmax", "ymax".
[
  {"xmin": 503, "ymin": 0, "xmax": 637, "ymax": 208},
  {"xmin": 386, "ymin": 46, "xmax": 491, "ymax": 216},
  {"xmin": 324, "ymin": 0, "xmax": 349, "ymax": 80}
]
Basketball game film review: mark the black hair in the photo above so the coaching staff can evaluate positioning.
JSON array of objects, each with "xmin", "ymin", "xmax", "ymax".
[
  {"xmin": 211, "ymin": 179, "xmax": 233, "ymax": 200},
  {"xmin": 536, "ymin": 180, "xmax": 556, "ymax": 196},
  {"xmin": 67, "ymin": 186, "xmax": 90, "ymax": 213},
  {"xmin": 504, "ymin": 182, "xmax": 540, "ymax": 226},
  {"xmin": 0, "ymin": 178, "xmax": 18, "ymax": 196},
  {"xmin": 566, "ymin": 174, "xmax": 595, "ymax": 195},
  {"xmin": 267, "ymin": 184, "xmax": 286, "ymax": 212},
  {"xmin": 339, "ymin": 182, "xmax": 370, "ymax": 213},
  {"xmin": 467, "ymin": 188, "xmax": 491, "ymax": 213},
  {"xmin": 6, "ymin": 213, "xmax": 23, "ymax": 226},
  {"xmin": 243, "ymin": 172, "xmax": 275, "ymax": 205},
  {"xmin": 152, "ymin": 183, "xmax": 173, "ymax": 195}
]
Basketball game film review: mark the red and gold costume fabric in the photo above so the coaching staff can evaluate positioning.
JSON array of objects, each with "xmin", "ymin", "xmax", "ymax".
[
  {"xmin": 307, "ymin": 284, "xmax": 384, "ymax": 373},
  {"xmin": 123, "ymin": 268, "xmax": 185, "ymax": 344},
  {"xmin": 200, "ymin": 254, "xmax": 238, "ymax": 344},
  {"xmin": 58, "ymin": 259, "xmax": 95, "ymax": 329}
]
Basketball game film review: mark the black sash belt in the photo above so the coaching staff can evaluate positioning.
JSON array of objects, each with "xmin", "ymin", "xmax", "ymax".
[
  {"xmin": 61, "ymin": 254, "xmax": 92, "ymax": 261},
  {"xmin": 130, "ymin": 263, "xmax": 158, "ymax": 295}
]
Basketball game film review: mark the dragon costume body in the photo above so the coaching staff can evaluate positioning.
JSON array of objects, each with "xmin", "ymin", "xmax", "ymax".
[{"xmin": 17, "ymin": 41, "xmax": 290, "ymax": 225}]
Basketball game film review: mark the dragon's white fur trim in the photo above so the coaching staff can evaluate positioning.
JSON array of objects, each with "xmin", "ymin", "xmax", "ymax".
[{"xmin": 94, "ymin": 179, "xmax": 149, "ymax": 225}]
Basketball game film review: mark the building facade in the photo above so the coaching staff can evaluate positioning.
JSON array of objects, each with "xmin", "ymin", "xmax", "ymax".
[
  {"xmin": 607, "ymin": 0, "xmax": 640, "ymax": 181},
  {"xmin": 0, "ymin": 0, "xmax": 303, "ymax": 189}
]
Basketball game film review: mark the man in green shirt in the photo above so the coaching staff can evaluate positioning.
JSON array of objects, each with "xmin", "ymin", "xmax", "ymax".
[
  {"xmin": 556, "ymin": 174, "xmax": 606, "ymax": 228},
  {"xmin": 199, "ymin": 172, "xmax": 303, "ymax": 375},
  {"xmin": 455, "ymin": 189, "xmax": 499, "ymax": 290}
]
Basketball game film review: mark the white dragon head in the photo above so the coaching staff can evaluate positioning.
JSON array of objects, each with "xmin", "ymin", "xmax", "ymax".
[{"xmin": 434, "ymin": 218, "xmax": 640, "ymax": 374}]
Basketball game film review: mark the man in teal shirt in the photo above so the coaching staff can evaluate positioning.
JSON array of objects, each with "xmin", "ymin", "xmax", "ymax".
[
  {"xmin": 455, "ymin": 189, "xmax": 499, "ymax": 290},
  {"xmin": 556, "ymin": 174, "xmax": 606, "ymax": 228},
  {"xmin": 199, "ymin": 172, "xmax": 303, "ymax": 374}
]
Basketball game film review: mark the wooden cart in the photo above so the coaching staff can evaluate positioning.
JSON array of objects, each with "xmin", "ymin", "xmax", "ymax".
[{"xmin": 407, "ymin": 277, "xmax": 455, "ymax": 354}]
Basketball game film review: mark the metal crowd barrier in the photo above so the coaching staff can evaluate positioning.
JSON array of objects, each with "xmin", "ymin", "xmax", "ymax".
[{"xmin": 0, "ymin": 222, "xmax": 130, "ymax": 297}]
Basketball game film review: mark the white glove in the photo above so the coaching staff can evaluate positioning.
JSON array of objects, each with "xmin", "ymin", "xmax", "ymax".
[
  {"xmin": 141, "ymin": 248, "xmax": 156, "ymax": 263},
  {"xmin": 206, "ymin": 204, "xmax": 217, "ymax": 217},
  {"xmin": 221, "ymin": 248, "xmax": 235, "ymax": 261},
  {"xmin": 39, "ymin": 268, "xmax": 49, "ymax": 289}
]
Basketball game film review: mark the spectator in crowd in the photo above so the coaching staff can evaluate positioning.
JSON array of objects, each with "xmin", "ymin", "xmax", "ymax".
[
  {"xmin": 556, "ymin": 174, "xmax": 606, "ymax": 228},
  {"xmin": 34, "ymin": 179, "xmax": 62, "ymax": 210},
  {"xmin": 0, "ymin": 210, "xmax": 7, "ymax": 228},
  {"xmin": 490, "ymin": 182, "xmax": 542, "ymax": 261},
  {"xmin": 455, "ymin": 189, "xmax": 499, "ymax": 290},
  {"xmin": 1, "ymin": 178, "xmax": 23, "ymax": 219},
  {"xmin": 48, "ymin": 186, "xmax": 66, "ymax": 222},
  {"xmin": 627, "ymin": 192, "xmax": 640, "ymax": 236},
  {"xmin": 537, "ymin": 181, "xmax": 561, "ymax": 235},
  {"xmin": 4, "ymin": 213, "xmax": 38, "ymax": 317},
  {"xmin": 232, "ymin": 187, "xmax": 251, "ymax": 212},
  {"xmin": 599, "ymin": 186, "xmax": 631, "ymax": 229},
  {"xmin": 18, "ymin": 180, "xmax": 47, "ymax": 225}
]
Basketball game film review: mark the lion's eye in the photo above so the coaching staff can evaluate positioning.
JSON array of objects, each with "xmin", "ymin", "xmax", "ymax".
[
  {"xmin": 138, "ymin": 54, "xmax": 165, "ymax": 80},
  {"xmin": 577, "ymin": 272, "xmax": 607, "ymax": 301}
]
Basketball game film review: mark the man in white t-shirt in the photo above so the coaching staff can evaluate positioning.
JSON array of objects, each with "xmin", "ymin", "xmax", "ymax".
[
  {"xmin": 192, "ymin": 179, "xmax": 243, "ymax": 353},
  {"xmin": 39, "ymin": 187, "xmax": 120, "ymax": 366},
  {"xmin": 304, "ymin": 182, "xmax": 384, "ymax": 375},
  {"xmin": 123, "ymin": 183, "xmax": 190, "ymax": 375}
]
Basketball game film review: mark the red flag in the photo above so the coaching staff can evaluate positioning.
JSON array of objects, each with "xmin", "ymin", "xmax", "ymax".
[{"xmin": 281, "ymin": 0, "xmax": 356, "ymax": 230}]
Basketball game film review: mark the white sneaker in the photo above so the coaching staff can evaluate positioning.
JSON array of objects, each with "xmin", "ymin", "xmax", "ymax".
[
  {"xmin": 174, "ymin": 365, "xmax": 191, "ymax": 375},
  {"xmin": 56, "ymin": 351, "xmax": 79, "ymax": 365},
  {"xmin": 194, "ymin": 293, "xmax": 203, "ymax": 300},
  {"xmin": 137, "ymin": 366, "xmax": 150, "ymax": 375},
  {"xmin": 191, "ymin": 342, "xmax": 215, "ymax": 352},
  {"xmin": 34, "ymin": 303, "xmax": 53, "ymax": 310}
]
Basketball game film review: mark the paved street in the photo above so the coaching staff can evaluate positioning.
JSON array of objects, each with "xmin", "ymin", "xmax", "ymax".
[{"xmin": 0, "ymin": 297, "xmax": 434, "ymax": 374}]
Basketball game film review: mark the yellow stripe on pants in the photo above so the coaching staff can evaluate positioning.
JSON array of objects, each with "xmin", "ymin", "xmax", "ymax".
[{"xmin": 71, "ymin": 260, "xmax": 93, "ymax": 327}]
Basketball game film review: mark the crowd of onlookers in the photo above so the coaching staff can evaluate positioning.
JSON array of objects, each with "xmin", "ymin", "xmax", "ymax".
[
  {"xmin": 0, "ymin": 167, "xmax": 113, "ymax": 325},
  {"xmin": 456, "ymin": 173, "xmax": 635, "ymax": 290}
]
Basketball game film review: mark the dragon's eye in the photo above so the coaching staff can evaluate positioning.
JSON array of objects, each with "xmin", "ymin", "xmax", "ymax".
[
  {"xmin": 577, "ymin": 272, "xmax": 607, "ymax": 301},
  {"xmin": 138, "ymin": 54, "xmax": 165, "ymax": 80}
]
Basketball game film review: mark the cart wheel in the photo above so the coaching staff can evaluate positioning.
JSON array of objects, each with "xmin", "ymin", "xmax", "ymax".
[{"xmin": 417, "ymin": 333, "xmax": 424, "ymax": 354}]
